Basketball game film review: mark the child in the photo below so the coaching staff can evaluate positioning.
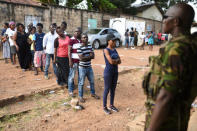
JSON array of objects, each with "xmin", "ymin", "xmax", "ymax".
[{"xmin": 29, "ymin": 26, "xmax": 36, "ymax": 67}]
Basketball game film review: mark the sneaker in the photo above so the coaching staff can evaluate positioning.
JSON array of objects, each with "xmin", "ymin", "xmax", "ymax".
[
  {"xmin": 109, "ymin": 105, "xmax": 119, "ymax": 112},
  {"xmin": 79, "ymin": 97, "xmax": 85, "ymax": 103},
  {"xmin": 91, "ymin": 94, "xmax": 100, "ymax": 99},
  {"xmin": 45, "ymin": 75, "xmax": 49, "ymax": 80},
  {"xmin": 103, "ymin": 107, "xmax": 111, "ymax": 115}
]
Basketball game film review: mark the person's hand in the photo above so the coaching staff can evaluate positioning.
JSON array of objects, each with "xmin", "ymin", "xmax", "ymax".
[
  {"xmin": 16, "ymin": 45, "xmax": 19, "ymax": 51},
  {"xmin": 89, "ymin": 52, "xmax": 93, "ymax": 57},
  {"xmin": 69, "ymin": 61, "xmax": 73, "ymax": 68},
  {"xmin": 53, "ymin": 58, "xmax": 56, "ymax": 64}
]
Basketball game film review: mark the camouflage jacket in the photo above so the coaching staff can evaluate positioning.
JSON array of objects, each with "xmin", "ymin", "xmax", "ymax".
[{"xmin": 143, "ymin": 35, "xmax": 197, "ymax": 131}]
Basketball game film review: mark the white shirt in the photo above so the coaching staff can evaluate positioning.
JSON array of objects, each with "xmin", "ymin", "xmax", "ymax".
[
  {"xmin": 43, "ymin": 32, "xmax": 58, "ymax": 54},
  {"xmin": 5, "ymin": 28, "xmax": 16, "ymax": 46}
]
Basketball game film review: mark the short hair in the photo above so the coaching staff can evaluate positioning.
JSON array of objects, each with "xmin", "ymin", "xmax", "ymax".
[
  {"xmin": 16, "ymin": 23, "xmax": 24, "ymax": 30},
  {"xmin": 52, "ymin": 23, "xmax": 57, "ymax": 27},
  {"xmin": 174, "ymin": 3, "xmax": 195, "ymax": 27},
  {"xmin": 4, "ymin": 23, "xmax": 9, "ymax": 27},
  {"xmin": 32, "ymin": 26, "xmax": 36, "ymax": 30},
  {"xmin": 37, "ymin": 23, "xmax": 43, "ymax": 28},
  {"xmin": 56, "ymin": 26, "xmax": 62, "ymax": 33},
  {"xmin": 74, "ymin": 27, "xmax": 82, "ymax": 32},
  {"xmin": 81, "ymin": 33, "xmax": 88, "ymax": 37},
  {"xmin": 61, "ymin": 21, "xmax": 67, "ymax": 27}
]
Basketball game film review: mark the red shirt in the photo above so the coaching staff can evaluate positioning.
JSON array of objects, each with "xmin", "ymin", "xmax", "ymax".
[{"xmin": 54, "ymin": 36, "xmax": 70, "ymax": 57}]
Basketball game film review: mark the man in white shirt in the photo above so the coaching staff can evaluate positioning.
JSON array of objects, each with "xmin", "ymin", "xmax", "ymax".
[
  {"xmin": 5, "ymin": 21, "xmax": 16, "ymax": 64},
  {"xmin": 43, "ymin": 24, "xmax": 58, "ymax": 79}
]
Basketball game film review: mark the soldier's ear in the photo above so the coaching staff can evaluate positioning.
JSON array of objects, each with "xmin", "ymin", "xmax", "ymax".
[{"xmin": 174, "ymin": 17, "xmax": 182, "ymax": 27}]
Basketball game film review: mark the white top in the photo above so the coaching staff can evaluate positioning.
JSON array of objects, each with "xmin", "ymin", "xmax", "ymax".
[
  {"xmin": 5, "ymin": 28, "xmax": 16, "ymax": 46},
  {"xmin": 43, "ymin": 32, "xmax": 58, "ymax": 54},
  {"xmin": 138, "ymin": 34, "xmax": 146, "ymax": 46}
]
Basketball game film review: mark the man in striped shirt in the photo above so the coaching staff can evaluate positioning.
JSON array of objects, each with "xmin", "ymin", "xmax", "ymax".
[
  {"xmin": 68, "ymin": 27, "xmax": 82, "ymax": 95},
  {"xmin": 77, "ymin": 34, "xmax": 100, "ymax": 103}
]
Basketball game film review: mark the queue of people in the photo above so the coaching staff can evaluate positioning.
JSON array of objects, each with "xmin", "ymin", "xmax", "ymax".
[
  {"xmin": 1, "ymin": 4, "xmax": 197, "ymax": 130},
  {"xmin": 1, "ymin": 21, "xmax": 121, "ymax": 115}
]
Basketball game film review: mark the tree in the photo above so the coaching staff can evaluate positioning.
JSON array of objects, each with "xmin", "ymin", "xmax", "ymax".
[
  {"xmin": 66, "ymin": 0, "xmax": 117, "ymax": 12},
  {"xmin": 36, "ymin": 0, "xmax": 59, "ymax": 4}
]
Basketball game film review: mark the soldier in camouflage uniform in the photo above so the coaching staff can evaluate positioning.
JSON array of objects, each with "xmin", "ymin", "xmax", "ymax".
[{"xmin": 143, "ymin": 3, "xmax": 197, "ymax": 131}]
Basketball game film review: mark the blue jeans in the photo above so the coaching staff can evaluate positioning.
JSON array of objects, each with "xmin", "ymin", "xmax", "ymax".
[
  {"xmin": 124, "ymin": 37, "xmax": 129, "ymax": 46},
  {"xmin": 44, "ymin": 54, "xmax": 57, "ymax": 76},
  {"xmin": 103, "ymin": 71, "xmax": 118, "ymax": 107},
  {"xmin": 78, "ymin": 66, "xmax": 95, "ymax": 97},
  {"xmin": 68, "ymin": 63, "xmax": 79, "ymax": 93},
  {"xmin": 129, "ymin": 37, "xmax": 134, "ymax": 47}
]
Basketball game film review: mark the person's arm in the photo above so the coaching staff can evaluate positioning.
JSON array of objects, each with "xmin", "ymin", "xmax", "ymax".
[
  {"xmin": 68, "ymin": 39, "xmax": 73, "ymax": 67},
  {"xmin": 78, "ymin": 53, "xmax": 93, "ymax": 61},
  {"xmin": 43, "ymin": 34, "xmax": 48, "ymax": 50},
  {"xmin": 54, "ymin": 38, "xmax": 59, "ymax": 64},
  {"xmin": 147, "ymin": 46, "xmax": 186, "ymax": 131},
  {"xmin": 78, "ymin": 46, "xmax": 94, "ymax": 61},
  {"xmin": 147, "ymin": 89, "xmax": 173, "ymax": 131},
  {"xmin": 32, "ymin": 34, "xmax": 36, "ymax": 51},
  {"xmin": 104, "ymin": 49, "xmax": 119, "ymax": 65},
  {"xmin": 13, "ymin": 32, "xmax": 19, "ymax": 51}
]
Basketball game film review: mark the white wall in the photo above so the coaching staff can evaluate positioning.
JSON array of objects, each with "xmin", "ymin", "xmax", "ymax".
[{"xmin": 136, "ymin": 5, "xmax": 162, "ymax": 21}]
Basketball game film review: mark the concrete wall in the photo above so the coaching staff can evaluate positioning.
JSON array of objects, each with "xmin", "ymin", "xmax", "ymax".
[
  {"xmin": 136, "ymin": 5, "xmax": 163, "ymax": 21},
  {"xmin": 0, "ymin": 1, "xmax": 162, "ymax": 35}
]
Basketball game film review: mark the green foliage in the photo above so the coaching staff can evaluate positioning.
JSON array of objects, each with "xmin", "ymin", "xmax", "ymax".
[
  {"xmin": 36, "ymin": 0, "xmax": 58, "ymax": 4},
  {"xmin": 66, "ymin": 0, "xmax": 117, "ymax": 12},
  {"xmin": 66, "ymin": 0, "xmax": 83, "ymax": 7}
]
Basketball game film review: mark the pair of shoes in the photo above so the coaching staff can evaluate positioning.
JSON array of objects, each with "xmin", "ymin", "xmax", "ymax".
[
  {"xmin": 103, "ymin": 107, "xmax": 111, "ymax": 115},
  {"xmin": 79, "ymin": 97, "xmax": 85, "ymax": 103},
  {"xmin": 91, "ymin": 94, "xmax": 100, "ymax": 99},
  {"xmin": 109, "ymin": 105, "xmax": 119, "ymax": 112},
  {"xmin": 131, "ymin": 47, "xmax": 135, "ymax": 49},
  {"xmin": 45, "ymin": 75, "xmax": 49, "ymax": 80}
]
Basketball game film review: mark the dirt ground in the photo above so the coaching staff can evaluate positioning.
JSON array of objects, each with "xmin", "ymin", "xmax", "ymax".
[{"xmin": 0, "ymin": 46, "xmax": 196, "ymax": 131}]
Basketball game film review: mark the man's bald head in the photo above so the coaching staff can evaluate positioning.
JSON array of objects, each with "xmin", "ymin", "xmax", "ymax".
[
  {"xmin": 163, "ymin": 3, "xmax": 195, "ymax": 34},
  {"xmin": 168, "ymin": 3, "xmax": 194, "ymax": 27}
]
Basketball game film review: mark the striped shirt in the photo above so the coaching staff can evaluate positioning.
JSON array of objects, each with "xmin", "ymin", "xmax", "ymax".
[
  {"xmin": 77, "ymin": 44, "xmax": 94, "ymax": 67},
  {"xmin": 69, "ymin": 36, "xmax": 82, "ymax": 63}
]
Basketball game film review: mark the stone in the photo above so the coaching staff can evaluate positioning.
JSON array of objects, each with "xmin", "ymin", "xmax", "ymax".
[{"xmin": 70, "ymin": 98, "xmax": 79, "ymax": 107}]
